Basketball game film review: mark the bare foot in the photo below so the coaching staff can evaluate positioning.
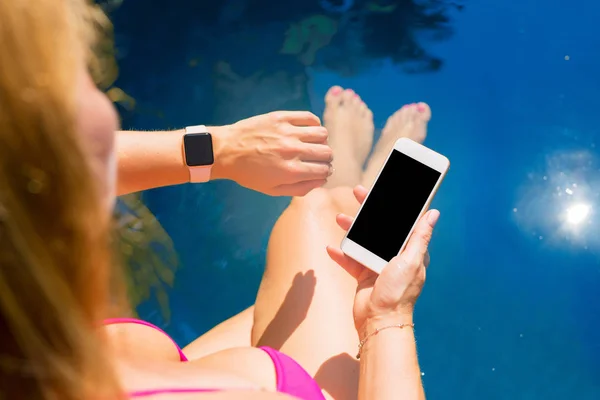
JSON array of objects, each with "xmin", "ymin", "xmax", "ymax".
[
  {"xmin": 323, "ymin": 86, "xmax": 374, "ymax": 188},
  {"xmin": 361, "ymin": 102, "xmax": 431, "ymax": 188}
]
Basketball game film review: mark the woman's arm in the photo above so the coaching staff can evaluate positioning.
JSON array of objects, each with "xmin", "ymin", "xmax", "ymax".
[
  {"xmin": 116, "ymin": 129, "xmax": 188, "ymax": 196},
  {"xmin": 358, "ymin": 316, "xmax": 425, "ymax": 400},
  {"xmin": 116, "ymin": 127, "xmax": 230, "ymax": 196},
  {"xmin": 116, "ymin": 111, "xmax": 333, "ymax": 197}
]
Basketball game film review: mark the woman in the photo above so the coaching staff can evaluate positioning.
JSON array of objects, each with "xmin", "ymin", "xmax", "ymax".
[{"xmin": 0, "ymin": 1, "xmax": 438, "ymax": 399}]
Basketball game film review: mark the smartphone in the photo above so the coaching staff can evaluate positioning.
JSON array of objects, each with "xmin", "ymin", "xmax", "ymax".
[{"xmin": 340, "ymin": 137, "xmax": 450, "ymax": 274}]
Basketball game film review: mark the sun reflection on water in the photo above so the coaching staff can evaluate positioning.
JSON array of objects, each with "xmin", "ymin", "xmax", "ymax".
[
  {"xmin": 565, "ymin": 203, "xmax": 591, "ymax": 225},
  {"xmin": 513, "ymin": 149, "xmax": 599, "ymax": 250}
]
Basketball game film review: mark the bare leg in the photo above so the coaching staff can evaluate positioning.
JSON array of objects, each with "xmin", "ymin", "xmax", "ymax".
[
  {"xmin": 323, "ymin": 86, "xmax": 374, "ymax": 188},
  {"xmin": 362, "ymin": 102, "xmax": 431, "ymax": 189},
  {"xmin": 251, "ymin": 88, "xmax": 375, "ymax": 400},
  {"xmin": 252, "ymin": 188, "xmax": 362, "ymax": 400}
]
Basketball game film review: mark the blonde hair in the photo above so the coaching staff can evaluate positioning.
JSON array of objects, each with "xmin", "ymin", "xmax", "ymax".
[{"xmin": 0, "ymin": 0, "xmax": 122, "ymax": 398}]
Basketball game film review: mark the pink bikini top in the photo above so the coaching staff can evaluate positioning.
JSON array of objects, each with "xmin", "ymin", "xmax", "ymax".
[{"xmin": 104, "ymin": 318, "xmax": 325, "ymax": 399}]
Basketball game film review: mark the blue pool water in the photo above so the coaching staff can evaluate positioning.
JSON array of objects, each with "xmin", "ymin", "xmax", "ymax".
[{"xmin": 110, "ymin": 0, "xmax": 600, "ymax": 398}]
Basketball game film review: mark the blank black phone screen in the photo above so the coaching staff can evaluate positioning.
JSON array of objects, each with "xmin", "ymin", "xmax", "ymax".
[{"xmin": 347, "ymin": 150, "xmax": 441, "ymax": 262}]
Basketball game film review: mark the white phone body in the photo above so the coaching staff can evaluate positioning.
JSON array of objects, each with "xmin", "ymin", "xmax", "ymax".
[{"xmin": 340, "ymin": 137, "xmax": 450, "ymax": 274}]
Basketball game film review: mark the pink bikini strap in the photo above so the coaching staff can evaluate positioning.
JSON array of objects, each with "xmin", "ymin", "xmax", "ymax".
[{"xmin": 103, "ymin": 318, "xmax": 188, "ymax": 362}]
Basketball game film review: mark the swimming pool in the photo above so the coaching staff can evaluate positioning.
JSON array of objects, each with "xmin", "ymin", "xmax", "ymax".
[{"xmin": 109, "ymin": 0, "xmax": 600, "ymax": 398}]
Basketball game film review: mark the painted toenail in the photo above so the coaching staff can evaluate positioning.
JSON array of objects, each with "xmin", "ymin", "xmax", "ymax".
[
  {"xmin": 417, "ymin": 103, "xmax": 426, "ymax": 112},
  {"xmin": 354, "ymin": 93, "xmax": 360, "ymax": 98},
  {"xmin": 331, "ymin": 87, "xmax": 341, "ymax": 94},
  {"xmin": 346, "ymin": 89, "xmax": 354, "ymax": 94}
]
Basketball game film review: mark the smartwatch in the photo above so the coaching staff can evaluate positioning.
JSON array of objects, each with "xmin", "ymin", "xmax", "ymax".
[{"xmin": 183, "ymin": 125, "xmax": 214, "ymax": 183}]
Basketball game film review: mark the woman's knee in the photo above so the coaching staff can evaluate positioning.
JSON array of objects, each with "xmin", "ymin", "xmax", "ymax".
[{"xmin": 268, "ymin": 187, "xmax": 358, "ymax": 252}]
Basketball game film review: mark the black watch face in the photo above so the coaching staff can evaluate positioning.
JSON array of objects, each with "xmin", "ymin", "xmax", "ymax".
[{"xmin": 184, "ymin": 133, "xmax": 214, "ymax": 167}]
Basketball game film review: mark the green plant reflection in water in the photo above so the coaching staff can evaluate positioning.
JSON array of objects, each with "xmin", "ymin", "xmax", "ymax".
[{"xmin": 114, "ymin": 194, "xmax": 179, "ymax": 321}]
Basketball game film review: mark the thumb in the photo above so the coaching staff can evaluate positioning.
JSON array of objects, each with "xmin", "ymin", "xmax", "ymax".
[
  {"xmin": 374, "ymin": 211, "xmax": 440, "ymax": 306},
  {"xmin": 377, "ymin": 210, "xmax": 440, "ymax": 283},
  {"xmin": 399, "ymin": 209, "xmax": 439, "ymax": 266}
]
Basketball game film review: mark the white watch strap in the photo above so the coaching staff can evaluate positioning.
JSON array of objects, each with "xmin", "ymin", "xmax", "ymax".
[
  {"xmin": 185, "ymin": 125, "xmax": 212, "ymax": 183},
  {"xmin": 185, "ymin": 125, "xmax": 207, "ymax": 134}
]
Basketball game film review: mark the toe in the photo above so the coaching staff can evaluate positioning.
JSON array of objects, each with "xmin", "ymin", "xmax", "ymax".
[
  {"xmin": 352, "ymin": 93, "xmax": 364, "ymax": 107},
  {"xmin": 415, "ymin": 102, "xmax": 432, "ymax": 121},
  {"xmin": 341, "ymin": 88, "xmax": 356, "ymax": 105},
  {"xmin": 383, "ymin": 104, "xmax": 412, "ymax": 133},
  {"xmin": 325, "ymin": 86, "xmax": 344, "ymax": 106},
  {"xmin": 360, "ymin": 101, "xmax": 372, "ymax": 118},
  {"xmin": 400, "ymin": 103, "xmax": 420, "ymax": 119},
  {"xmin": 392, "ymin": 106, "xmax": 411, "ymax": 123}
]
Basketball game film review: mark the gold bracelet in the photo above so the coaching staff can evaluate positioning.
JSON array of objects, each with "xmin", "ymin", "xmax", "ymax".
[{"xmin": 356, "ymin": 323, "xmax": 415, "ymax": 360}]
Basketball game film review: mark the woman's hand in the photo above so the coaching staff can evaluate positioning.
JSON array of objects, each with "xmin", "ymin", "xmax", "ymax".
[
  {"xmin": 210, "ymin": 111, "xmax": 333, "ymax": 196},
  {"xmin": 326, "ymin": 185, "xmax": 439, "ymax": 338}
]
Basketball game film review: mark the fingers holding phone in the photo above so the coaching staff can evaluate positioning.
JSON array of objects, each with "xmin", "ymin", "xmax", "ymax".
[
  {"xmin": 328, "ymin": 201, "xmax": 441, "ymax": 334},
  {"xmin": 373, "ymin": 210, "xmax": 439, "ymax": 316},
  {"xmin": 330, "ymin": 192, "xmax": 439, "ymax": 316}
]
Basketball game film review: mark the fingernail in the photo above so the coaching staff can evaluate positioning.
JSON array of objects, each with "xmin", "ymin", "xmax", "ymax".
[
  {"xmin": 331, "ymin": 87, "xmax": 341, "ymax": 94},
  {"xmin": 417, "ymin": 103, "xmax": 426, "ymax": 112},
  {"xmin": 426, "ymin": 210, "xmax": 440, "ymax": 227}
]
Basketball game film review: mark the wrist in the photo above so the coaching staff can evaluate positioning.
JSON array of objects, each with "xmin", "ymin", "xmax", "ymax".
[
  {"xmin": 172, "ymin": 128, "xmax": 190, "ymax": 178},
  {"xmin": 360, "ymin": 312, "xmax": 414, "ymax": 341},
  {"xmin": 356, "ymin": 314, "xmax": 416, "ymax": 360},
  {"xmin": 206, "ymin": 125, "xmax": 233, "ymax": 181}
]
